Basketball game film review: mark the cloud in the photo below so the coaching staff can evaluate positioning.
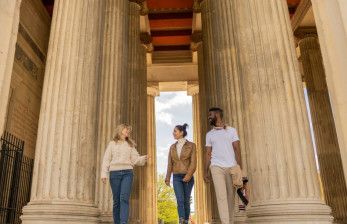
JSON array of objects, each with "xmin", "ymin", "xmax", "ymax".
[
  {"xmin": 156, "ymin": 112, "xmax": 173, "ymax": 125},
  {"xmin": 155, "ymin": 92, "xmax": 192, "ymax": 125}
]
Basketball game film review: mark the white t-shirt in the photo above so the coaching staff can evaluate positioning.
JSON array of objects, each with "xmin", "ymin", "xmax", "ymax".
[{"xmin": 206, "ymin": 126, "xmax": 240, "ymax": 168}]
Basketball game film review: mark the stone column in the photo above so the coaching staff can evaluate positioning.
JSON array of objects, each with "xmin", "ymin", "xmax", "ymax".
[
  {"xmin": 127, "ymin": 2, "xmax": 141, "ymax": 222},
  {"xmin": 195, "ymin": 42, "xmax": 211, "ymax": 224},
  {"xmin": 147, "ymin": 85, "xmax": 159, "ymax": 224},
  {"xmin": 138, "ymin": 44, "xmax": 149, "ymax": 223},
  {"xmin": 95, "ymin": 0, "xmax": 129, "ymax": 223},
  {"xmin": 0, "ymin": 0, "xmax": 21, "ymax": 132},
  {"xmin": 231, "ymin": 0, "xmax": 333, "ymax": 223},
  {"xmin": 311, "ymin": 0, "xmax": 347, "ymax": 186},
  {"xmin": 201, "ymin": 0, "xmax": 218, "ymax": 109},
  {"xmin": 187, "ymin": 83, "xmax": 206, "ymax": 224},
  {"xmin": 209, "ymin": 1, "xmax": 249, "ymax": 222},
  {"xmin": 295, "ymin": 28, "xmax": 347, "ymax": 223},
  {"xmin": 21, "ymin": 0, "xmax": 103, "ymax": 223}
]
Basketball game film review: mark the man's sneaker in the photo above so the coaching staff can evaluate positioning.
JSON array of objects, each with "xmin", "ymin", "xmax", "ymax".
[{"xmin": 179, "ymin": 218, "xmax": 185, "ymax": 224}]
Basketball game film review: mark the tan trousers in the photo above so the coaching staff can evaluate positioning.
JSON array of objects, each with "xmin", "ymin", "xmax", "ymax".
[{"xmin": 210, "ymin": 165, "xmax": 235, "ymax": 224}]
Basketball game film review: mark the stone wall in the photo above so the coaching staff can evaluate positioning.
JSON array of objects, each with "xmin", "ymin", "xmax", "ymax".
[{"xmin": 4, "ymin": 0, "xmax": 51, "ymax": 159}]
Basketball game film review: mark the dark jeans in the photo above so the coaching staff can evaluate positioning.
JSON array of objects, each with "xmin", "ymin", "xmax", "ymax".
[
  {"xmin": 109, "ymin": 170, "xmax": 133, "ymax": 224},
  {"xmin": 173, "ymin": 174, "xmax": 194, "ymax": 220}
]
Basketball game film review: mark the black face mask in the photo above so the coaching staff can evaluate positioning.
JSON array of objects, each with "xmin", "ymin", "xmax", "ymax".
[{"xmin": 209, "ymin": 115, "xmax": 217, "ymax": 126}]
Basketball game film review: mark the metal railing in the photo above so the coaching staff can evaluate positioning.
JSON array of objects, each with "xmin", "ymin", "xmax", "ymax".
[{"xmin": 0, "ymin": 132, "xmax": 34, "ymax": 224}]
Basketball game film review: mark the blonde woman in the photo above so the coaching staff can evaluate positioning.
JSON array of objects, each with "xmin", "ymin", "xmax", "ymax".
[{"xmin": 101, "ymin": 124, "xmax": 149, "ymax": 224}]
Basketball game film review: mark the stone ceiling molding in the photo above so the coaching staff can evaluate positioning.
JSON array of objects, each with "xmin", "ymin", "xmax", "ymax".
[{"xmin": 291, "ymin": 0, "xmax": 312, "ymax": 31}]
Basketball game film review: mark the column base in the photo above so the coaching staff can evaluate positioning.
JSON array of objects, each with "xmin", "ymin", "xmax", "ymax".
[
  {"xmin": 246, "ymin": 200, "xmax": 333, "ymax": 223},
  {"xmin": 235, "ymin": 210, "xmax": 247, "ymax": 223},
  {"xmin": 100, "ymin": 214, "xmax": 113, "ymax": 223},
  {"xmin": 21, "ymin": 201, "xmax": 101, "ymax": 224}
]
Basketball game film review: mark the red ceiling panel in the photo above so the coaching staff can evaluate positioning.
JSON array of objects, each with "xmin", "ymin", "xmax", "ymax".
[
  {"xmin": 152, "ymin": 36, "xmax": 191, "ymax": 45},
  {"xmin": 147, "ymin": 0, "xmax": 194, "ymax": 10},
  {"xmin": 149, "ymin": 19, "xmax": 192, "ymax": 29}
]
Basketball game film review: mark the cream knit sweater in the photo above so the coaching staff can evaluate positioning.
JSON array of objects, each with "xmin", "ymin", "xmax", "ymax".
[{"xmin": 101, "ymin": 140, "xmax": 147, "ymax": 179}]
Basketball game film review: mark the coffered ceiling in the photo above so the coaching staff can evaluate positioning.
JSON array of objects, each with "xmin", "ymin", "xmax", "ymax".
[{"xmin": 41, "ymin": 0, "xmax": 302, "ymax": 52}]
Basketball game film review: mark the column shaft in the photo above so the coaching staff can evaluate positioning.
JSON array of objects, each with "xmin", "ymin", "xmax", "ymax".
[
  {"xmin": 96, "ymin": 0, "xmax": 129, "ymax": 222},
  {"xmin": 0, "ymin": 0, "xmax": 21, "ymax": 132},
  {"xmin": 210, "ymin": 1, "xmax": 248, "ymax": 222},
  {"xmin": 231, "ymin": 0, "xmax": 332, "ymax": 222},
  {"xmin": 311, "ymin": 0, "xmax": 347, "ymax": 185},
  {"xmin": 147, "ymin": 86, "xmax": 159, "ymax": 224},
  {"xmin": 127, "ymin": 3, "xmax": 141, "ymax": 223},
  {"xmin": 21, "ymin": 0, "xmax": 103, "ymax": 223},
  {"xmin": 196, "ymin": 43, "xmax": 211, "ymax": 224},
  {"xmin": 139, "ymin": 45, "xmax": 148, "ymax": 223},
  {"xmin": 201, "ymin": 0, "xmax": 217, "ymax": 109},
  {"xmin": 299, "ymin": 36, "xmax": 347, "ymax": 222}
]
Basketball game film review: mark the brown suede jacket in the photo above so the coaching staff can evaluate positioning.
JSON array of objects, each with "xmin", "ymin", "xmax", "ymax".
[{"xmin": 165, "ymin": 140, "xmax": 197, "ymax": 182}]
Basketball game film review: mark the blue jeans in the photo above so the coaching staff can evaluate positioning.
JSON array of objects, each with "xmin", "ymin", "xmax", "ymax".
[
  {"xmin": 173, "ymin": 174, "xmax": 194, "ymax": 220},
  {"xmin": 109, "ymin": 170, "xmax": 133, "ymax": 224}
]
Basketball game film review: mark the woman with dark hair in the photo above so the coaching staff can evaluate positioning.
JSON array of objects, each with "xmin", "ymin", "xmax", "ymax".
[{"xmin": 165, "ymin": 123, "xmax": 197, "ymax": 224}]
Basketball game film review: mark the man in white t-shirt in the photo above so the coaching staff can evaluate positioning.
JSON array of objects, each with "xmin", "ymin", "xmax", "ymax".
[{"xmin": 204, "ymin": 107, "xmax": 242, "ymax": 224}]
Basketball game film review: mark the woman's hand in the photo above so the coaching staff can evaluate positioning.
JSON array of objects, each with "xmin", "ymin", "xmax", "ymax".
[
  {"xmin": 183, "ymin": 176, "xmax": 191, "ymax": 183},
  {"xmin": 145, "ymin": 155, "xmax": 150, "ymax": 161},
  {"xmin": 204, "ymin": 172, "xmax": 210, "ymax": 183},
  {"xmin": 165, "ymin": 180, "xmax": 171, "ymax": 187},
  {"xmin": 101, "ymin": 178, "xmax": 106, "ymax": 184}
]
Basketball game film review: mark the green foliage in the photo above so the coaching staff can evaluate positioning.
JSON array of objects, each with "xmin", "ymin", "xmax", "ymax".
[{"xmin": 157, "ymin": 174, "xmax": 178, "ymax": 224}]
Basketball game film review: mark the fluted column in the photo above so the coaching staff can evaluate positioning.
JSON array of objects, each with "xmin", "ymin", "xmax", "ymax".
[
  {"xmin": 127, "ymin": 2, "xmax": 141, "ymax": 223},
  {"xmin": 195, "ymin": 42, "xmax": 211, "ymax": 224},
  {"xmin": 311, "ymin": 0, "xmax": 347, "ymax": 186},
  {"xmin": 21, "ymin": 0, "xmax": 103, "ymax": 223},
  {"xmin": 209, "ymin": 1, "xmax": 248, "ymax": 222},
  {"xmin": 138, "ymin": 44, "xmax": 149, "ymax": 223},
  {"xmin": 296, "ymin": 28, "xmax": 347, "ymax": 223},
  {"xmin": 0, "ymin": 0, "xmax": 21, "ymax": 132},
  {"xmin": 200, "ymin": 0, "xmax": 226, "ymax": 222},
  {"xmin": 201, "ymin": 0, "xmax": 217, "ymax": 109},
  {"xmin": 187, "ymin": 83, "xmax": 206, "ymax": 224},
  {"xmin": 231, "ymin": 0, "xmax": 333, "ymax": 223},
  {"xmin": 147, "ymin": 85, "xmax": 159, "ymax": 224},
  {"xmin": 95, "ymin": 0, "xmax": 129, "ymax": 223}
]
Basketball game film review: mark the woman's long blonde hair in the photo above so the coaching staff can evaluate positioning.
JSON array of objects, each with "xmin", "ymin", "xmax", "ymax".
[{"xmin": 113, "ymin": 124, "xmax": 136, "ymax": 147}]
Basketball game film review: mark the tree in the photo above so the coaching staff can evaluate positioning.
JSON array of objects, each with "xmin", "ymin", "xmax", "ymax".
[{"xmin": 157, "ymin": 174, "xmax": 178, "ymax": 224}]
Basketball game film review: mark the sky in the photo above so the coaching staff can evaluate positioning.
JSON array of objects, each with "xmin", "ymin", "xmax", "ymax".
[
  {"xmin": 155, "ymin": 91, "xmax": 194, "ymax": 175},
  {"xmin": 154, "ymin": 91, "xmax": 195, "ymax": 211}
]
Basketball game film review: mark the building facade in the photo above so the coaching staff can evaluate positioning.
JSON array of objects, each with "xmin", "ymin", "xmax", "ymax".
[{"xmin": 0, "ymin": 0, "xmax": 346, "ymax": 223}]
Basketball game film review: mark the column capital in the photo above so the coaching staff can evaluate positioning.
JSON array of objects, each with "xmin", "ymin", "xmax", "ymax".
[
  {"xmin": 147, "ymin": 84, "xmax": 160, "ymax": 97},
  {"xmin": 294, "ymin": 27, "xmax": 318, "ymax": 40},
  {"xmin": 187, "ymin": 82, "xmax": 199, "ymax": 96},
  {"xmin": 129, "ymin": 0, "xmax": 149, "ymax": 15},
  {"xmin": 193, "ymin": 0, "xmax": 202, "ymax": 13},
  {"xmin": 140, "ymin": 32, "xmax": 152, "ymax": 44},
  {"xmin": 190, "ymin": 31, "xmax": 203, "ymax": 51},
  {"xmin": 129, "ymin": 0, "xmax": 144, "ymax": 6},
  {"xmin": 140, "ymin": 32, "xmax": 153, "ymax": 53},
  {"xmin": 140, "ymin": 1, "xmax": 149, "ymax": 16}
]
